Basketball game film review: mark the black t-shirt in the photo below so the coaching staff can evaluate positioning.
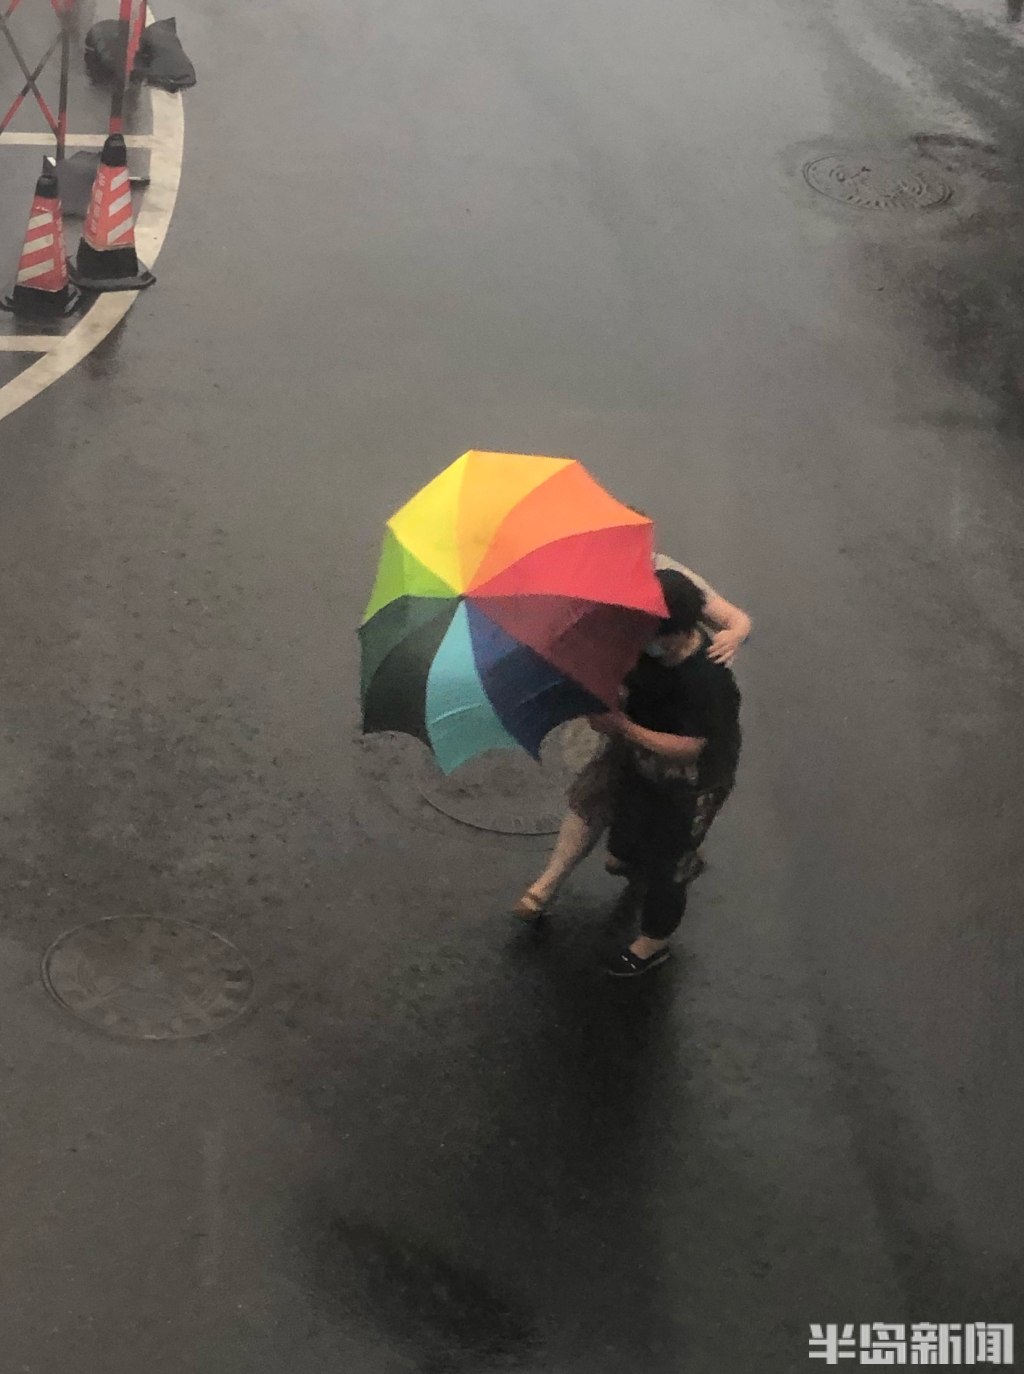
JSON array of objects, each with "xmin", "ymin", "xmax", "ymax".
[{"xmin": 624, "ymin": 635, "xmax": 742, "ymax": 788}]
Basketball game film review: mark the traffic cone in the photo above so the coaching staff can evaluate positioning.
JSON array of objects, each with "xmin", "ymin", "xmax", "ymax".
[
  {"xmin": 1, "ymin": 158, "xmax": 80, "ymax": 319},
  {"xmin": 70, "ymin": 133, "xmax": 155, "ymax": 292}
]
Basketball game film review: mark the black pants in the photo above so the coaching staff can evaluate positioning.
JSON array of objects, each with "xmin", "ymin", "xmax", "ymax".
[{"xmin": 608, "ymin": 768, "xmax": 731, "ymax": 940}]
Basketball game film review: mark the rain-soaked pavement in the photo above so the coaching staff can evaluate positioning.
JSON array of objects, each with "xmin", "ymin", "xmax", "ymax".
[{"xmin": 1, "ymin": 0, "xmax": 1023, "ymax": 1369}]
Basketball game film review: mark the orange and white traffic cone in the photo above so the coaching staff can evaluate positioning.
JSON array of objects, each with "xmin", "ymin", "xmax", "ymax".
[
  {"xmin": 70, "ymin": 133, "xmax": 155, "ymax": 292},
  {"xmin": 1, "ymin": 158, "xmax": 81, "ymax": 319}
]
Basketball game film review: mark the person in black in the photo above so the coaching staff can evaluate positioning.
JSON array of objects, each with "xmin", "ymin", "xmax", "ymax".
[{"xmin": 590, "ymin": 569, "xmax": 742, "ymax": 977}]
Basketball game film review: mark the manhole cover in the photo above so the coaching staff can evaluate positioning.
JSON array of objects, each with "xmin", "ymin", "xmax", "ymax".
[
  {"xmin": 42, "ymin": 916, "xmax": 254, "ymax": 1040},
  {"xmin": 418, "ymin": 723, "xmax": 590, "ymax": 835},
  {"xmin": 803, "ymin": 156, "xmax": 952, "ymax": 210}
]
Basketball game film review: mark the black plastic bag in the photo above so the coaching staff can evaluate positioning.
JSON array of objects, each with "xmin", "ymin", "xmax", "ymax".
[
  {"xmin": 83, "ymin": 19, "xmax": 134, "ymax": 84},
  {"xmin": 83, "ymin": 16, "xmax": 196, "ymax": 92},
  {"xmin": 137, "ymin": 18, "xmax": 196, "ymax": 92}
]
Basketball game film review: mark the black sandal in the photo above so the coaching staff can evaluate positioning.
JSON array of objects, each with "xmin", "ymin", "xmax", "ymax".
[{"xmin": 604, "ymin": 945, "xmax": 672, "ymax": 978}]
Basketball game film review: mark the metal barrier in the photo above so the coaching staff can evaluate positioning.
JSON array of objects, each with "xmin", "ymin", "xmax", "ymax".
[
  {"xmin": 0, "ymin": 0, "xmax": 77, "ymax": 158},
  {"xmin": 0, "ymin": 0, "xmax": 149, "ymax": 154},
  {"xmin": 108, "ymin": 0, "xmax": 147, "ymax": 135}
]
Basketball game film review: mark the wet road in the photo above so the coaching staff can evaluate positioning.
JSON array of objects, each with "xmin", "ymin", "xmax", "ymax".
[{"xmin": 1, "ymin": 0, "xmax": 1023, "ymax": 1369}]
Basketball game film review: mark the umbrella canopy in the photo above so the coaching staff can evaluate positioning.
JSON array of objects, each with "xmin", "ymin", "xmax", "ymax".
[{"xmin": 359, "ymin": 451, "xmax": 668, "ymax": 774}]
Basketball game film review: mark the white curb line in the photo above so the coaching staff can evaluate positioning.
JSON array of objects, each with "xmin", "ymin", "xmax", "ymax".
[{"xmin": 0, "ymin": 85, "xmax": 185, "ymax": 423}]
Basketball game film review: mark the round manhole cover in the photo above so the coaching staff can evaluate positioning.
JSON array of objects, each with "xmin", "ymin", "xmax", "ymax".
[
  {"xmin": 42, "ymin": 916, "xmax": 254, "ymax": 1040},
  {"xmin": 418, "ymin": 722, "xmax": 593, "ymax": 835},
  {"xmin": 803, "ymin": 156, "xmax": 952, "ymax": 210}
]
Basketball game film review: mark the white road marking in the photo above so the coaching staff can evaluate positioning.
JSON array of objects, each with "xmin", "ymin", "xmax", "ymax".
[
  {"xmin": 0, "ymin": 336, "xmax": 60, "ymax": 352},
  {"xmin": 0, "ymin": 85, "xmax": 184, "ymax": 415},
  {"xmin": 0, "ymin": 131, "xmax": 157, "ymax": 148}
]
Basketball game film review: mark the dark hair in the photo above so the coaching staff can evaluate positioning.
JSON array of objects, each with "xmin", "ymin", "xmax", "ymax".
[{"xmin": 656, "ymin": 568, "xmax": 705, "ymax": 636}]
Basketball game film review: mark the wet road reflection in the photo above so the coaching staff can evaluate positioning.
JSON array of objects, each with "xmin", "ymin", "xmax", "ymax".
[{"xmin": 304, "ymin": 900, "xmax": 696, "ymax": 1371}]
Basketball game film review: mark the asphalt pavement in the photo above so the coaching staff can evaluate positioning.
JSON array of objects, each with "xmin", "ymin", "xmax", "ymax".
[{"xmin": 0, "ymin": 0, "xmax": 1022, "ymax": 1370}]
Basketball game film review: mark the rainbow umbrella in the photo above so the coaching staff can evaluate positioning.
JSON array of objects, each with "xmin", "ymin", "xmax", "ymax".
[{"xmin": 359, "ymin": 452, "xmax": 668, "ymax": 774}]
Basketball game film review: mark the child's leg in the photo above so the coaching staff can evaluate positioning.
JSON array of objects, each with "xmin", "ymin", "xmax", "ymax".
[
  {"xmin": 524, "ymin": 807, "xmax": 606, "ymax": 905},
  {"xmin": 516, "ymin": 748, "xmax": 616, "ymax": 910}
]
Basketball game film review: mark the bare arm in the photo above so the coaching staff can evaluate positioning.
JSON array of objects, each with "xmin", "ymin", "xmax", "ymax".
[
  {"xmin": 703, "ymin": 592, "xmax": 752, "ymax": 640},
  {"xmin": 654, "ymin": 559, "xmax": 752, "ymax": 662},
  {"xmin": 702, "ymin": 593, "xmax": 752, "ymax": 666},
  {"xmin": 621, "ymin": 718, "xmax": 705, "ymax": 762},
  {"xmin": 591, "ymin": 713, "xmax": 706, "ymax": 764}
]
